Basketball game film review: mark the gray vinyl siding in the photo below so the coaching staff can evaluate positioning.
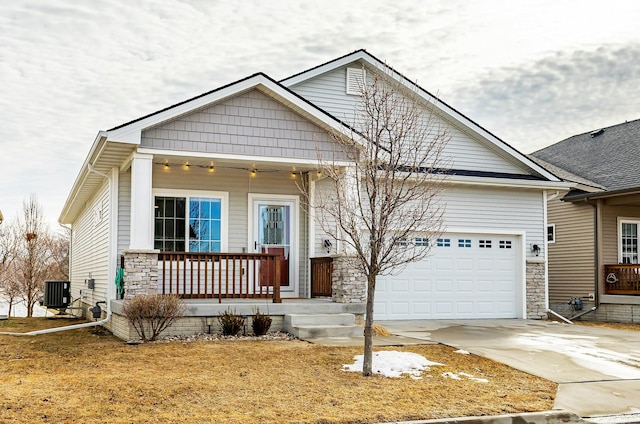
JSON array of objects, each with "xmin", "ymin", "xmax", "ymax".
[
  {"xmin": 288, "ymin": 65, "xmax": 529, "ymax": 175},
  {"xmin": 312, "ymin": 182, "xmax": 545, "ymax": 259},
  {"xmin": 442, "ymin": 186, "xmax": 545, "ymax": 253},
  {"xmin": 141, "ymin": 89, "xmax": 348, "ymax": 162},
  {"xmin": 70, "ymin": 180, "xmax": 111, "ymax": 303},
  {"xmin": 117, "ymin": 169, "xmax": 131, "ymax": 256},
  {"xmin": 152, "ymin": 166, "xmax": 309, "ymax": 296},
  {"xmin": 312, "ymin": 178, "xmax": 339, "ymax": 257},
  {"xmin": 601, "ymin": 205, "xmax": 640, "ymax": 265},
  {"xmin": 547, "ymin": 196, "xmax": 595, "ymax": 303}
]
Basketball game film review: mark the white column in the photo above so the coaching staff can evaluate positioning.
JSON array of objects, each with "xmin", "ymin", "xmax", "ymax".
[
  {"xmin": 341, "ymin": 165, "xmax": 360, "ymax": 255},
  {"xmin": 129, "ymin": 153, "xmax": 154, "ymax": 250}
]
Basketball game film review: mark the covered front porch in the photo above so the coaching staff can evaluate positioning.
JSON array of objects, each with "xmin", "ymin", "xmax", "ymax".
[{"xmin": 122, "ymin": 150, "xmax": 344, "ymax": 301}]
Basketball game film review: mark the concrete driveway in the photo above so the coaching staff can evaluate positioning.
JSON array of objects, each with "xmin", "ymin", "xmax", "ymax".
[{"xmin": 379, "ymin": 319, "xmax": 640, "ymax": 421}]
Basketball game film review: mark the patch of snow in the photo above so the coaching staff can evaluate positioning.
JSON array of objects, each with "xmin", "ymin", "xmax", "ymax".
[
  {"xmin": 458, "ymin": 372, "xmax": 489, "ymax": 383},
  {"xmin": 455, "ymin": 349, "xmax": 470, "ymax": 355},
  {"xmin": 442, "ymin": 371, "xmax": 462, "ymax": 380},
  {"xmin": 0, "ymin": 297, "xmax": 50, "ymax": 317},
  {"xmin": 342, "ymin": 350, "xmax": 443, "ymax": 379},
  {"xmin": 442, "ymin": 371, "xmax": 489, "ymax": 383}
]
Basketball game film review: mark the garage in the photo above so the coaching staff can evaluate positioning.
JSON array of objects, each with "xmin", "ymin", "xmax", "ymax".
[{"xmin": 374, "ymin": 233, "xmax": 521, "ymax": 320}]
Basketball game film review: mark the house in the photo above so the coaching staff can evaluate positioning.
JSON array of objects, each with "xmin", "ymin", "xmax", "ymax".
[
  {"xmin": 531, "ymin": 119, "xmax": 640, "ymax": 323},
  {"xmin": 59, "ymin": 50, "xmax": 567, "ymax": 340}
]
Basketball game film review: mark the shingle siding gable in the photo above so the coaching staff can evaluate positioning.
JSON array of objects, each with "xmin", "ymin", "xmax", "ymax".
[{"xmin": 141, "ymin": 89, "xmax": 349, "ymax": 161}]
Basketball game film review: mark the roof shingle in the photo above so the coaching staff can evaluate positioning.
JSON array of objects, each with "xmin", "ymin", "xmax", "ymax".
[{"xmin": 531, "ymin": 118, "xmax": 640, "ymax": 191}]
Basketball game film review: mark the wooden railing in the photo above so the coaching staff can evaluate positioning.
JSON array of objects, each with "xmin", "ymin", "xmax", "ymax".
[
  {"xmin": 310, "ymin": 257, "xmax": 333, "ymax": 297},
  {"xmin": 158, "ymin": 252, "xmax": 281, "ymax": 303},
  {"xmin": 604, "ymin": 264, "xmax": 640, "ymax": 295}
]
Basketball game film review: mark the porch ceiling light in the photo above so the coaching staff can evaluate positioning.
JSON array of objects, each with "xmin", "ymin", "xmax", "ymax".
[
  {"xmin": 251, "ymin": 169, "xmax": 257, "ymax": 177},
  {"xmin": 183, "ymin": 161, "xmax": 190, "ymax": 170}
]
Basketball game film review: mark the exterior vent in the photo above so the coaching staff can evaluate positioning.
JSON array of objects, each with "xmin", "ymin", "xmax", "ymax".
[
  {"xmin": 590, "ymin": 128, "xmax": 605, "ymax": 137},
  {"xmin": 346, "ymin": 67, "xmax": 366, "ymax": 95},
  {"xmin": 43, "ymin": 281, "xmax": 70, "ymax": 309}
]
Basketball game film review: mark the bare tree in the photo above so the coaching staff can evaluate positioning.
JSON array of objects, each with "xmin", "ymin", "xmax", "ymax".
[
  {"xmin": 10, "ymin": 195, "xmax": 60, "ymax": 317},
  {"xmin": 0, "ymin": 218, "xmax": 19, "ymax": 316},
  {"xmin": 48, "ymin": 226, "xmax": 71, "ymax": 281},
  {"xmin": 305, "ymin": 67, "xmax": 450, "ymax": 376}
]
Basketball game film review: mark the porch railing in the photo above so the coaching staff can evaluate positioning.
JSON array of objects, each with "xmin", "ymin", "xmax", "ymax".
[
  {"xmin": 604, "ymin": 264, "xmax": 640, "ymax": 295},
  {"xmin": 310, "ymin": 257, "xmax": 333, "ymax": 297},
  {"xmin": 158, "ymin": 252, "xmax": 281, "ymax": 303}
]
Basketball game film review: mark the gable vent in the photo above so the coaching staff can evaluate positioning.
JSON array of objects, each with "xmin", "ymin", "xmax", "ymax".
[{"xmin": 346, "ymin": 67, "xmax": 366, "ymax": 95}]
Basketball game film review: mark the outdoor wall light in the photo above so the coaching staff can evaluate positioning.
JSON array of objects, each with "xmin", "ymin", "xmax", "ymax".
[{"xmin": 532, "ymin": 244, "xmax": 540, "ymax": 256}]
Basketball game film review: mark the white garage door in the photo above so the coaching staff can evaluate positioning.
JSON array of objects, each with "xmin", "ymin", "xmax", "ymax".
[{"xmin": 375, "ymin": 233, "xmax": 520, "ymax": 320}]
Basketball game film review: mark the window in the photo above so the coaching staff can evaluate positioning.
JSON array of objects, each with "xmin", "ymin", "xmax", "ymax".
[
  {"xmin": 620, "ymin": 220, "xmax": 640, "ymax": 264},
  {"xmin": 189, "ymin": 197, "xmax": 222, "ymax": 252},
  {"xmin": 154, "ymin": 192, "xmax": 226, "ymax": 252},
  {"xmin": 479, "ymin": 240, "xmax": 492, "ymax": 248},
  {"xmin": 499, "ymin": 240, "xmax": 512, "ymax": 249},
  {"xmin": 458, "ymin": 239, "xmax": 471, "ymax": 248},
  {"xmin": 547, "ymin": 224, "xmax": 555, "ymax": 243},
  {"xmin": 414, "ymin": 237, "xmax": 429, "ymax": 247},
  {"xmin": 394, "ymin": 237, "xmax": 408, "ymax": 247},
  {"xmin": 154, "ymin": 197, "xmax": 186, "ymax": 251},
  {"xmin": 437, "ymin": 238, "xmax": 450, "ymax": 247}
]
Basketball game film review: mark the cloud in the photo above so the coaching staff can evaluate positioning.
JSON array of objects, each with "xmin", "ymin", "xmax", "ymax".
[
  {"xmin": 1, "ymin": 0, "xmax": 639, "ymax": 225},
  {"xmin": 448, "ymin": 45, "xmax": 640, "ymax": 152}
]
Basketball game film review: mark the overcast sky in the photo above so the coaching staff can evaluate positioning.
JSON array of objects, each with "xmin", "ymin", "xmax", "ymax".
[{"xmin": 1, "ymin": 0, "xmax": 639, "ymax": 227}]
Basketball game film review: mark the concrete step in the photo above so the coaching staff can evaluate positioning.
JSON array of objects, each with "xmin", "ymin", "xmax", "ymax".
[
  {"xmin": 291, "ymin": 324, "xmax": 362, "ymax": 339},
  {"xmin": 284, "ymin": 313, "xmax": 361, "ymax": 339},
  {"xmin": 284, "ymin": 313, "xmax": 355, "ymax": 327}
]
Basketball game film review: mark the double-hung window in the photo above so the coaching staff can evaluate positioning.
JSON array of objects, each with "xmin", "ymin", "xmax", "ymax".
[
  {"xmin": 154, "ymin": 190, "xmax": 227, "ymax": 252},
  {"xmin": 619, "ymin": 219, "xmax": 640, "ymax": 264}
]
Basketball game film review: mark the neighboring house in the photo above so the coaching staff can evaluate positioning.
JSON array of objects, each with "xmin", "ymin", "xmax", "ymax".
[
  {"xmin": 531, "ymin": 119, "xmax": 640, "ymax": 323},
  {"xmin": 59, "ymin": 50, "xmax": 566, "ymax": 339}
]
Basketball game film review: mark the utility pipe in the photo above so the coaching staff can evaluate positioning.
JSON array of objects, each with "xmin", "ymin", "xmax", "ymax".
[
  {"xmin": 547, "ymin": 309, "xmax": 573, "ymax": 324},
  {"xmin": 0, "ymin": 309, "xmax": 111, "ymax": 336},
  {"xmin": 569, "ymin": 306, "xmax": 597, "ymax": 321}
]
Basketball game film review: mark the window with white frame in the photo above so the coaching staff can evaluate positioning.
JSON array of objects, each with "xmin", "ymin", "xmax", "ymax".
[
  {"xmin": 414, "ymin": 237, "xmax": 429, "ymax": 247},
  {"xmin": 436, "ymin": 238, "xmax": 451, "ymax": 247},
  {"xmin": 154, "ymin": 192, "xmax": 226, "ymax": 252},
  {"xmin": 547, "ymin": 224, "xmax": 555, "ymax": 243},
  {"xmin": 619, "ymin": 220, "xmax": 640, "ymax": 264}
]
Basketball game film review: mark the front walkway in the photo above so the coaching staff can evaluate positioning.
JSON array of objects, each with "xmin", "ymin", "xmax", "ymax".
[{"xmin": 379, "ymin": 319, "xmax": 640, "ymax": 422}]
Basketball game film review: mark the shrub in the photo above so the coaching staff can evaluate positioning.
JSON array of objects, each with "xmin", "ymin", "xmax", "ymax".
[
  {"xmin": 251, "ymin": 308, "xmax": 272, "ymax": 336},
  {"xmin": 218, "ymin": 308, "xmax": 245, "ymax": 336},
  {"xmin": 122, "ymin": 294, "xmax": 185, "ymax": 342}
]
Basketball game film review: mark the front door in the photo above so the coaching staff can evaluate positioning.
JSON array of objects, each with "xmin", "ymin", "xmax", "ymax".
[{"xmin": 252, "ymin": 198, "xmax": 297, "ymax": 294}]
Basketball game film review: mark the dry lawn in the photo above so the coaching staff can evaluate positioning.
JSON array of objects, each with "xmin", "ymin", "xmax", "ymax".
[
  {"xmin": 0, "ymin": 318, "xmax": 556, "ymax": 424},
  {"xmin": 574, "ymin": 320, "xmax": 640, "ymax": 332}
]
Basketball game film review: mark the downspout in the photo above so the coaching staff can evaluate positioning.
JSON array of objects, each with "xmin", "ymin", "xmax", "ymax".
[
  {"xmin": 593, "ymin": 199, "xmax": 602, "ymax": 308},
  {"xmin": 0, "ymin": 164, "xmax": 113, "ymax": 336}
]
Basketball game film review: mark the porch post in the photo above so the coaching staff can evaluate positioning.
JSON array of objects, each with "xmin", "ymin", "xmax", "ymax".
[{"xmin": 129, "ymin": 153, "xmax": 154, "ymax": 250}]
